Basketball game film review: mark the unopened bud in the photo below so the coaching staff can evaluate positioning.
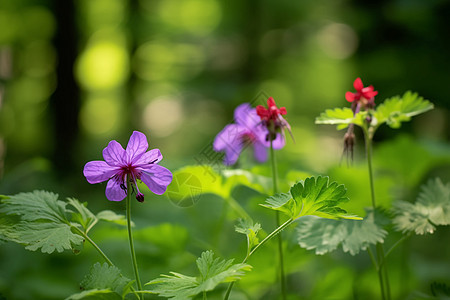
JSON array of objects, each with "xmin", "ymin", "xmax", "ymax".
[{"xmin": 136, "ymin": 193, "xmax": 144, "ymax": 203}]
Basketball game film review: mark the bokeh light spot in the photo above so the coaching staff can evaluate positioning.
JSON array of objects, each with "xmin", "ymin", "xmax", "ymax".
[
  {"xmin": 317, "ymin": 23, "xmax": 358, "ymax": 59},
  {"xmin": 76, "ymin": 40, "xmax": 129, "ymax": 90},
  {"xmin": 143, "ymin": 96, "xmax": 184, "ymax": 137}
]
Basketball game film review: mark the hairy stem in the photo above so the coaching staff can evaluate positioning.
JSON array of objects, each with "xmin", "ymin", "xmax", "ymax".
[
  {"xmin": 270, "ymin": 138, "xmax": 287, "ymax": 300},
  {"xmin": 126, "ymin": 180, "xmax": 143, "ymax": 300},
  {"xmin": 364, "ymin": 129, "xmax": 390, "ymax": 300}
]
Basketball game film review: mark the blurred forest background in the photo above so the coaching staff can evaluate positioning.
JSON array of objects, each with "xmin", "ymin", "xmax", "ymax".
[{"xmin": 0, "ymin": 0, "xmax": 449, "ymax": 299}]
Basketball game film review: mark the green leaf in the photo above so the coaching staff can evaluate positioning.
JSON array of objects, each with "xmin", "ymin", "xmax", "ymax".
[
  {"xmin": 315, "ymin": 107, "xmax": 366, "ymax": 130},
  {"xmin": 67, "ymin": 198, "xmax": 98, "ymax": 233},
  {"xmin": 147, "ymin": 250, "xmax": 251, "ymax": 299},
  {"xmin": 297, "ymin": 208, "xmax": 388, "ymax": 255},
  {"xmin": 65, "ymin": 289, "xmax": 122, "ymax": 300},
  {"xmin": 0, "ymin": 191, "xmax": 85, "ymax": 253},
  {"xmin": 15, "ymin": 222, "xmax": 84, "ymax": 253},
  {"xmin": 96, "ymin": 210, "xmax": 128, "ymax": 227},
  {"xmin": 261, "ymin": 176, "xmax": 362, "ymax": 220},
  {"xmin": 80, "ymin": 263, "xmax": 132, "ymax": 298},
  {"xmin": 221, "ymin": 169, "xmax": 271, "ymax": 195},
  {"xmin": 0, "ymin": 191, "xmax": 69, "ymax": 223},
  {"xmin": 235, "ymin": 219, "xmax": 262, "ymax": 253},
  {"xmin": 392, "ymin": 178, "xmax": 450, "ymax": 235},
  {"xmin": 373, "ymin": 91, "xmax": 433, "ymax": 129},
  {"xmin": 261, "ymin": 193, "xmax": 292, "ymax": 216},
  {"xmin": 166, "ymin": 165, "xmax": 269, "ymax": 204}
]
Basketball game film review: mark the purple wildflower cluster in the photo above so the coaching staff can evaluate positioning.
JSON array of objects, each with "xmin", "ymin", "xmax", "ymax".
[{"xmin": 213, "ymin": 98, "xmax": 289, "ymax": 166}]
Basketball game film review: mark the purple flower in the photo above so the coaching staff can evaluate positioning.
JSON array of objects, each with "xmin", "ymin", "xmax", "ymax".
[
  {"xmin": 83, "ymin": 131, "xmax": 173, "ymax": 202},
  {"xmin": 213, "ymin": 103, "xmax": 283, "ymax": 165}
]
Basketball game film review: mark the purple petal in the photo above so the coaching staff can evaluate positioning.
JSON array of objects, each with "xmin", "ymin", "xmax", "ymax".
[
  {"xmin": 213, "ymin": 124, "xmax": 245, "ymax": 165},
  {"xmin": 83, "ymin": 161, "xmax": 119, "ymax": 184},
  {"xmin": 139, "ymin": 165, "xmax": 173, "ymax": 195},
  {"xmin": 134, "ymin": 149, "xmax": 163, "ymax": 166},
  {"xmin": 126, "ymin": 131, "xmax": 148, "ymax": 163},
  {"xmin": 252, "ymin": 123, "xmax": 271, "ymax": 144},
  {"xmin": 103, "ymin": 140, "xmax": 126, "ymax": 166},
  {"xmin": 234, "ymin": 103, "xmax": 260, "ymax": 129},
  {"xmin": 105, "ymin": 178, "xmax": 127, "ymax": 201},
  {"xmin": 213, "ymin": 124, "xmax": 244, "ymax": 151},
  {"xmin": 253, "ymin": 141, "xmax": 268, "ymax": 162}
]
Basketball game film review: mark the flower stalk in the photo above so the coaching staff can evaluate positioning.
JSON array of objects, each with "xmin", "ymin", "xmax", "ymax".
[
  {"xmin": 270, "ymin": 138, "xmax": 287, "ymax": 300},
  {"xmin": 363, "ymin": 127, "xmax": 391, "ymax": 300},
  {"xmin": 126, "ymin": 179, "xmax": 144, "ymax": 300}
]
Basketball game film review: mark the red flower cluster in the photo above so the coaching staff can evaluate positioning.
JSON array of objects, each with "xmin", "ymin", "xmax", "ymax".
[
  {"xmin": 345, "ymin": 77, "xmax": 378, "ymax": 104},
  {"xmin": 256, "ymin": 97, "xmax": 287, "ymax": 121}
]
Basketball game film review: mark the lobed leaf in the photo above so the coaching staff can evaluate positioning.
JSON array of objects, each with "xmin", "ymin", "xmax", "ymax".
[
  {"xmin": 166, "ymin": 165, "xmax": 269, "ymax": 204},
  {"xmin": 0, "ymin": 191, "xmax": 85, "ymax": 253},
  {"xmin": 297, "ymin": 208, "xmax": 388, "ymax": 255},
  {"xmin": 80, "ymin": 263, "xmax": 132, "ymax": 297},
  {"xmin": 16, "ymin": 222, "xmax": 84, "ymax": 253},
  {"xmin": 392, "ymin": 178, "xmax": 450, "ymax": 235},
  {"xmin": 67, "ymin": 198, "xmax": 98, "ymax": 233},
  {"xmin": 65, "ymin": 289, "xmax": 122, "ymax": 300},
  {"xmin": 235, "ymin": 219, "xmax": 262, "ymax": 252},
  {"xmin": 0, "ymin": 191, "xmax": 69, "ymax": 223},
  {"xmin": 261, "ymin": 176, "xmax": 362, "ymax": 221},
  {"xmin": 96, "ymin": 210, "xmax": 128, "ymax": 227},
  {"xmin": 315, "ymin": 107, "xmax": 366, "ymax": 130},
  {"xmin": 373, "ymin": 91, "xmax": 433, "ymax": 129},
  {"xmin": 146, "ymin": 250, "xmax": 251, "ymax": 299}
]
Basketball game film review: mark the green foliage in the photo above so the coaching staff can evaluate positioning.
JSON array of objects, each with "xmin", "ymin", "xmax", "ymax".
[
  {"xmin": 0, "ymin": 191, "xmax": 127, "ymax": 254},
  {"xmin": 0, "ymin": 191, "xmax": 84, "ymax": 253},
  {"xmin": 146, "ymin": 250, "xmax": 252, "ymax": 299},
  {"xmin": 66, "ymin": 263, "xmax": 132, "ymax": 300},
  {"xmin": 261, "ymin": 176, "xmax": 362, "ymax": 220},
  {"xmin": 166, "ymin": 165, "xmax": 270, "ymax": 203},
  {"xmin": 235, "ymin": 219, "xmax": 262, "ymax": 254},
  {"xmin": 431, "ymin": 282, "xmax": 450, "ymax": 297},
  {"xmin": 67, "ymin": 198, "xmax": 97, "ymax": 233},
  {"xmin": 373, "ymin": 91, "xmax": 433, "ymax": 129},
  {"xmin": 315, "ymin": 107, "xmax": 366, "ymax": 130},
  {"xmin": 96, "ymin": 210, "xmax": 129, "ymax": 227},
  {"xmin": 315, "ymin": 91, "xmax": 433, "ymax": 133},
  {"xmin": 65, "ymin": 289, "xmax": 122, "ymax": 300},
  {"xmin": 81, "ymin": 263, "xmax": 132, "ymax": 296},
  {"xmin": 296, "ymin": 208, "xmax": 388, "ymax": 255},
  {"xmin": 392, "ymin": 178, "xmax": 450, "ymax": 235},
  {"xmin": 0, "ymin": 191, "xmax": 69, "ymax": 223}
]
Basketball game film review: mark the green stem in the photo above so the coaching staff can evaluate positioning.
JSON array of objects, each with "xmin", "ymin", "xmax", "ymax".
[
  {"xmin": 126, "ymin": 181, "xmax": 143, "ymax": 300},
  {"xmin": 364, "ymin": 129, "xmax": 390, "ymax": 300},
  {"xmin": 364, "ymin": 129, "xmax": 376, "ymax": 208},
  {"xmin": 224, "ymin": 218, "xmax": 294, "ymax": 300},
  {"xmin": 270, "ymin": 139, "xmax": 287, "ymax": 300},
  {"xmin": 71, "ymin": 226, "xmax": 114, "ymax": 267},
  {"xmin": 367, "ymin": 247, "xmax": 378, "ymax": 271},
  {"xmin": 380, "ymin": 234, "xmax": 410, "ymax": 267}
]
